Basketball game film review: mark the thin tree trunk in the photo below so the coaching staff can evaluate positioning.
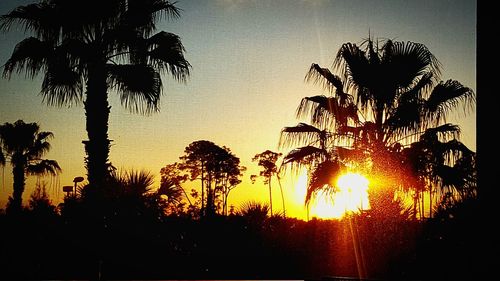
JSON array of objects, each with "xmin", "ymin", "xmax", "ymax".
[
  {"xmin": 413, "ymin": 191, "xmax": 417, "ymax": 220},
  {"xmin": 268, "ymin": 178, "xmax": 273, "ymax": 217},
  {"xmin": 83, "ymin": 63, "xmax": 110, "ymax": 192},
  {"xmin": 429, "ymin": 184, "xmax": 433, "ymax": 218},
  {"xmin": 201, "ymin": 163, "xmax": 205, "ymax": 216},
  {"xmin": 180, "ymin": 185, "xmax": 193, "ymax": 206},
  {"xmin": 418, "ymin": 191, "xmax": 423, "ymax": 219},
  {"xmin": 277, "ymin": 175, "xmax": 286, "ymax": 218},
  {"xmin": 421, "ymin": 188, "xmax": 425, "ymax": 219},
  {"xmin": 224, "ymin": 193, "xmax": 228, "ymax": 216},
  {"xmin": 11, "ymin": 162, "xmax": 25, "ymax": 212},
  {"xmin": 206, "ymin": 175, "xmax": 214, "ymax": 216}
]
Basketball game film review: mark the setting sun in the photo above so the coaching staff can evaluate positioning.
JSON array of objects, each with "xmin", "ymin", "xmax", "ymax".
[{"xmin": 298, "ymin": 172, "xmax": 370, "ymax": 219}]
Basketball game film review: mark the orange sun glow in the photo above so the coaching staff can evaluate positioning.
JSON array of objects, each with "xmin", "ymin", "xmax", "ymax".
[{"xmin": 296, "ymin": 171, "xmax": 370, "ymax": 219}]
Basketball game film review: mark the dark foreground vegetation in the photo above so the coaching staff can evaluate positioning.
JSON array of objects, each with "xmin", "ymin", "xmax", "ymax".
[{"xmin": 0, "ymin": 195, "xmax": 488, "ymax": 280}]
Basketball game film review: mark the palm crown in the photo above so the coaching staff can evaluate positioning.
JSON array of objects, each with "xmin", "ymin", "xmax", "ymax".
[
  {"xmin": 0, "ymin": 120, "xmax": 61, "ymax": 212},
  {"xmin": 1, "ymin": 0, "xmax": 191, "ymax": 189},
  {"xmin": 280, "ymin": 38, "xmax": 475, "ymax": 217}
]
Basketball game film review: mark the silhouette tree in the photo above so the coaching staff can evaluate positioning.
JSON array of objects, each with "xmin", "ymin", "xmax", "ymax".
[
  {"xmin": 0, "ymin": 120, "xmax": 61, "ymax": 213},
  {"xmin": 280, "ymin": 37, "xmax": 475, "ymax": 217},
  {"xmin": 180, "ymin": 140, "xmax": 245, "ymax": 216},
  {"xmin": 212, "ymin": 146, "xmax": 246, "ymax": 216},
  {"xmin": 251, "ymin": 150, "xmax": 283, "ymax": 217},
  {"xmin": 179, "ymin": 140, "xmax": 218, "ymax": 216},
  {"xmin": 1, "ymin": 0, "xmax": 190, "ymax": 191}
]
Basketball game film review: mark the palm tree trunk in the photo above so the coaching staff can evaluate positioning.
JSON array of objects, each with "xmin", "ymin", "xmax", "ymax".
[
  {"xmin": 83, "ymin": 64, "xmax": 110, "ymax": 191},
  {"xmin": 10, "ymin": 162, "xmax": 25, "ymax": 212}
]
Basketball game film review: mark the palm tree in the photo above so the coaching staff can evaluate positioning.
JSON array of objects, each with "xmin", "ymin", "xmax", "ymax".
[
  {"xmin": 239, "ymin": 201, "xmax": 270, "ymax": 227},
  {"xmin": 1, "ymin": 0, "xmax": 190, "ymax": 191},
  {"xmin": 280, "ymin": 37, "xmax": 475, "ymax": 217},
  {"xmin": 0, "ymin": 120, "xmax": 61, "ymax": 213},
  {"xmin": 401, "ymin": 124, "xmax": 476, "ymax": 218}
]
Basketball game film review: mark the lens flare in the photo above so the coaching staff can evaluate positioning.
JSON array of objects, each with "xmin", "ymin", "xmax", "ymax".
[{"xmin": 299, "ymin": 172, "xmax": 370, "ymax": 219}]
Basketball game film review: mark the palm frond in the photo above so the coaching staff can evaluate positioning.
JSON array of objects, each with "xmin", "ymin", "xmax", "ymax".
[
  {"xmin": 57, "ymin": 38, "xmax": 93, "ymax": 67},
  {"xmin": 147, "ymin": 31, "xmax": 191, "ymax": 82},
  {"xmin": 439, "ymin": 139, "xmax": 474, "ymax": 164},
  {"xmin": 425, "ymin": 80, "xmax": 475, "ymax": 125},
  {"xmin": 296, "ymin": 95, "xmax": 358, "ymax": 129},
  {"xmin": 385, "ymin": 72, "xmax": 435, "ymax": 139},
  {"xmin": 107, "ymin": 64, "xmax": 162, "ymax": 114},
  {"xmin": 113, "ymin": 168, "xmax": 155, "ymax": 195},
  {"xmin": 104, "ymin": 27, "xmax": 143, "ymax": 61},
  {"xmin": 337, "ymin": 125, "xmax": 361, "ymax": 135},
  {"xmin": 305, "ymin": 160, "xmax": 344, "ymax": 205},
  {"xmin": 41, "ymin": 62, "xmax": 83, "ymax": 107},
  {"xmin": 26, "ymin": 159, "xmax": 61, "ymax": 176},
  {"xmin": 385, "ymin": 96, "xmax": 424, "ymax": 140},
  {"xmin": 435, "ymin": 164, "xmax": 465, "ymax": 191},
  {"xmin": 354, "ymin": 121, "xmax": 379, "ymax": 148},
  {"xmin": 56, "ymin": 0, "xmax": 122, "ymax": 38},
  {"xmin": 334, "ymin": 147, "xmax": 366, "ymax": 162},
  {"xmin": 283, "ymin": 146, "xmax": 327, "ymax": 165},
  {"xmin": 305, "ymin": 63, "xmax": 350, "ymax": 102},
  {"xmin": 381, "ymin": 40, "xmax": 442, "ymax": 90},
  {"xmin": 2, "ymin": 37, "xmax": 52, "ymax": 79},
  {"xmin": 0, "ymin": 1, "xmax": 60, "ymax": 41},
  {"xmin": 282, "ymin": 146, "xmax": 328, "ymax": 175},
  {"xmin": 124, "ymin": 0, "xmax": 181, "ymax": 34},
  {"xmin": 398, "ymin": 72, "xmax": 435, "ymax": 101},
  {"xmin": 158, "ymin": 178, "xmax": 184, "ymax": 204},
  {"xmin": 333, "ymin": 42, "xmax": 372, "ymax": 108},
  {"xmin": 421, "ymin": 123, "xmax": 461, "ymax": 143},
  {"xmin": 239, "ymin": 201, "xmax": 269, "ymax": 218},
  {"xmin": 125, "ymin": 169, "xmax": 155, "ymax": 195},
  {"xmin": 26, "ymin": 131, "xmax": 53, "ymax": 159},
  {"xmin": 152, "ymin": 0, "xmax": 182, "ymax": 20},
  {"xmin": 279, "ymin": 123, "xmax": 326, "ymax": 148}
]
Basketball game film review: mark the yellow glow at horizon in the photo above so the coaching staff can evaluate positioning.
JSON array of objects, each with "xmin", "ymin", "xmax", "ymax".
[{"xmin": 296, "ymin": 171, "xmax": 370, "ymax": 219}]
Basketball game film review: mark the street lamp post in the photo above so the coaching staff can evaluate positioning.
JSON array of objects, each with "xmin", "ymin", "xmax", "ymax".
[
  {"xmin": 62, "ymin": 185, "xmax": 73, "ymax": 197},
  {"xmin": 73, "ymin": 176, "xmax": 84, "ymax": 196}
]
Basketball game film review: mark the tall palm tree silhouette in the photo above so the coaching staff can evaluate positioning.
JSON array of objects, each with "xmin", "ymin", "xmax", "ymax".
[
  {"xmin": 0, "ymin": 120, "xmax": 61, "ymax": 213},
  {"xmin": 1, "ymin": 0, "xmax": 190, "ymax": 191},
  {"xmin": 280, "ymin": 37, "xmax": 475, "ymax": 216},
  {"xmin": 400, "ymin": 124, "xmax": 476, "ymax": 218}
]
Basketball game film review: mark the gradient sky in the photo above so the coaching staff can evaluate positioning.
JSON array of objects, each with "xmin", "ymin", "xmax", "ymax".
[{"xmin": 0, "ymin": 0, "xmax": 476, "ymax": 219}]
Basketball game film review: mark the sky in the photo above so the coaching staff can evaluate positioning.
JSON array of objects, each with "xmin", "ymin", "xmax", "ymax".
[{"xmin": 0, "ymin": 0, "xmax": 476, "ymax": 219}]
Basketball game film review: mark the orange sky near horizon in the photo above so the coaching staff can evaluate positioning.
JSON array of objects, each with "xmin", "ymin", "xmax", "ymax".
[{"xmin": 0, "ymin": 0, "xmax": 476, "ymax": 220}]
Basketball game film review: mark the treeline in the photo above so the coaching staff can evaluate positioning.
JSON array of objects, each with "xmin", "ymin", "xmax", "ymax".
[{"xmin": 0, "ymin": 194, "xmax": 485, "ymax": 280}]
